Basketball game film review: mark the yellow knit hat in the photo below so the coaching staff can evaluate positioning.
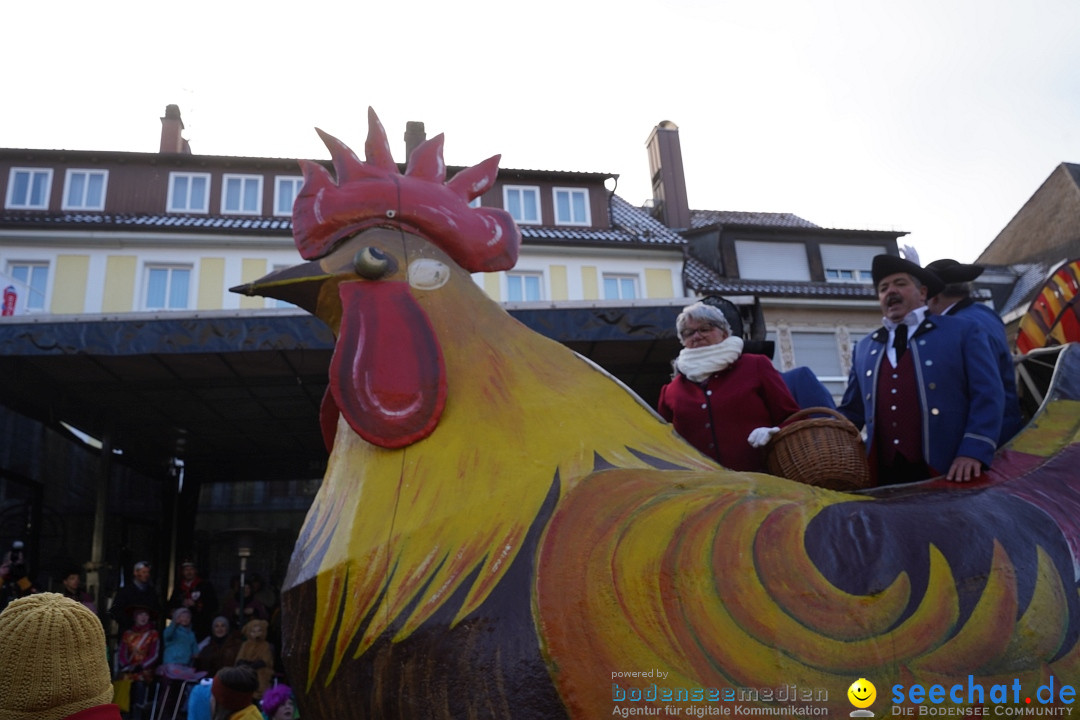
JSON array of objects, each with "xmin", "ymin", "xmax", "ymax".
[{"xmin": 0, "ymin": 592, "xmax": 114, "ymax": 720}]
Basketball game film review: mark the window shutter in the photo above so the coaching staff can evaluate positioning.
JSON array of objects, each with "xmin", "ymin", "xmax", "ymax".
[
  {"xmin": 735, "ymin": 241, "xmax": 810, "ymax": 281},
  {"xmin": 820, "ymin": 245, "xmax": 879, "ymax": 275}
]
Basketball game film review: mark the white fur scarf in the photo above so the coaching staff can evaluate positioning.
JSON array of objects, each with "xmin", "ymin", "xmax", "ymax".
[{"xmin": 675, "ymin": 336, "xmax": 745, "ymax": 383}]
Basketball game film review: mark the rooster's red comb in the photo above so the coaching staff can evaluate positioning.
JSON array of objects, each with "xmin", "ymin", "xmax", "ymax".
[{"xmin": 292, "ymin": 107, "xmax": 520, "ymax": 273}]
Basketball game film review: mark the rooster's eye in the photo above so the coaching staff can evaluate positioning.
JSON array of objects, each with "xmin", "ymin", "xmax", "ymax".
[{"xmin": 353, "ymin": 247, "xmax": 394, "ymax": 279}]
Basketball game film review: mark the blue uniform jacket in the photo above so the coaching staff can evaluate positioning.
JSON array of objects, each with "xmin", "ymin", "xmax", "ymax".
[
  {"xmin": 838, "ymin": 313, "xmax": 1004, "ymax": 473},
  {"xmin": 946, "ymin": 299, "xmax": 1024, "ymax": 443}
]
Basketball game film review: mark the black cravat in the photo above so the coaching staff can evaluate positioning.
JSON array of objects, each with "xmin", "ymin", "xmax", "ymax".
[{"xmin": 893, "ymin": 323, "xmax": 909, "ymax": 359}]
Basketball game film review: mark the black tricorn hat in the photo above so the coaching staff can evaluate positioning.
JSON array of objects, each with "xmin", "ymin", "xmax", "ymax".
[
  {"xmin": 871, "ymin": 255, "xmax": 945, "ymax": 297},
  {"xmin": 925, "ymin": 258, "xmax": 985, "ymax": 284}
]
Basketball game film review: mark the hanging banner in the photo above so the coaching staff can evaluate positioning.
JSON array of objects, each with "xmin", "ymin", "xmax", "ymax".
[
  {"xmin": 1017, "ymin": 258, "xmax": 1080, "ymax": 354},
  {"xmin": 0, "ymin": 270, "xmax": 33, "ymax": 317},
  {"xmin": 1, "ymin": 286, "xmax": 15, "ymax": 316}
]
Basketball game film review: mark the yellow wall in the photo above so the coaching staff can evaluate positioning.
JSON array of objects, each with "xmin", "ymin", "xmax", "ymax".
[
  {"xmin": 483, "ymin": 273, "xmax": 500, "ymax": 300},
  {"xmin": 51, "ymin": 255, "xmax": 89, "ymax": 313},
  {"xmin": 239, "ymin": 259, "xmax": 267, "ymax": 309},
  {"xmin": 581, "ymin": 266, "xmax": 599, "ymax": 300},
  {"xmin": 644, "ymin": 268, "xmax": 674, "ymax": 299},
  {"xmin": 198, "ymin": 258, "xmax": 226, "ymax": 310},
  {"xmin": 550, "ymin": 265, "xmax": 568, "ymax": 301},
  {"xmin": 102, "ymin": 256, "xmax": 136, "ymax": 312}
]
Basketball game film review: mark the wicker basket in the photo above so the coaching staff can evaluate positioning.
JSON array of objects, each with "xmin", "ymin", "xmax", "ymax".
[{"xmin": 764, "ymin": 407, "xmax": 873, "ymax": 491}]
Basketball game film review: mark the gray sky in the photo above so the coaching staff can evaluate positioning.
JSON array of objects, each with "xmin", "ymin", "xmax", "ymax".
[{"xmin": 5, "ymin": 0, "xmax": 1079, "ymax": 264}]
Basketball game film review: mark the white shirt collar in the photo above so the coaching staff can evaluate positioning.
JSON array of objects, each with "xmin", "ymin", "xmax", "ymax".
[{"xmin": 882, "ymin": 306, "xmax": 927, "ymax": 332}]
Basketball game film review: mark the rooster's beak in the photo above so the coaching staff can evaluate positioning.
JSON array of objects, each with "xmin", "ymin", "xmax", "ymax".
[{"xmin": 230, "ymin": 260, "xmax": 333, "ymax": 315}]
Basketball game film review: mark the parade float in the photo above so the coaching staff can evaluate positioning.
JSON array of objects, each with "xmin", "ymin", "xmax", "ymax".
[{"xmin": 234, "ymin": 110, "xmax": 1080, "ymax": 719}]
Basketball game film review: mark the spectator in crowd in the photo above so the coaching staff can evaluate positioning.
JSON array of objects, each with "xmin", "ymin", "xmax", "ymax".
[
  {"xmin": 210, "ymin": 666, "xmax": 262, "ymax": 720},
  {"xmin": 0, "ymin": 592, "xmax": 122, "ymax": 720},
  {"xmin": 116, "ymin": 605, "xmax": 161, "ymax": 720},
  {"xmin": 249, "ymin": 573, "xmax": 277, "ymax": 615},
  {"xmin": 925, "ymin": 258, "xmax": 1024, "ymax": 444},
  {"xmin": 168, "ymin": 559, "xmax": 219, "ymax": 642},
  {"xmin": 259, "ymin": 684, "xmax": 298, "ymax": 720},
  {"xmin": 109, "ymin": 560, "xmax": 161, "ymax": 633},
  {"xmin": 187, "ymin": 677, "xmax": 215, "ymax": 720},
  {"xmin": 235, "ymin": 619, "xmax": 275, "ymax": 701},
  {"xmin": 0, "ymin": 540, "xmax": 38, "ymax": 612},
  {"xmin": 163, "ymin": 606, "xmax": 201, "ymax": 667},
  {"xmin": 59, "ymin": 566, "xmax": 97, "ymax": 613},
  {"xmin": 196, "ymin": 616, "xmax": 244, "ymax": 676},
  {"xmin": 838, "ymin": 255, "xmax": 1003, "ymax": 484},
  {"xmin": 658, "ymin": 301, "xmax": 801, "ymax": 471},
  {"xmin": 223, "ymin": 580, "xmax": 268, "ymax": 627}
]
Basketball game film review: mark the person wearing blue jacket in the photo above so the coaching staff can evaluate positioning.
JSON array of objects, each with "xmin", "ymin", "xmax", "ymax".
[
  {"xmin": 163, "ymin": 607, "xmax": 201, "ymax": 666},
  {"xmin": 926, "ymin": 258, "xmax": 1024, "ymax": 444},
  {"xmin": 838, "ymin": 255, "xmax": 1004, "ymax": 484}
]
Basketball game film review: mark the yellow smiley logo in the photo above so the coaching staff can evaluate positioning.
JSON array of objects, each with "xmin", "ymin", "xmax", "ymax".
[{"xmin": 847, "ymin": 678, "xmax": 877, "ymax": 709}]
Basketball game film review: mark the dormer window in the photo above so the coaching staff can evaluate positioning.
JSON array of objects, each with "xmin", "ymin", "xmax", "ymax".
[
  {"xmin": 167, "ymin": 172, "xmax": 210, "ymax": 213},
  {"xmin": 6, "ymin": 168, "xmax": 52, "ymax": 210},
  {"xmin": 222, "ymin": 174, "xmax": 263, "ymax": 215},
  {"xmin": 62, "ymin": 169, "xmax": 108, "ymax": 211},
  {"xmin": 504, "ymin": 186, "xmax": 541, "ymax": 225},
  {"xmin": 820, "ymin": 244, "xmax": 878, "ymax": 283},
  {"xmin": 274, "ymin": 176, "xmax": 304, "ymax": 216},
  {"xmin": 553, "ymin": 187, "xmax": 589, "ymax": 226}
]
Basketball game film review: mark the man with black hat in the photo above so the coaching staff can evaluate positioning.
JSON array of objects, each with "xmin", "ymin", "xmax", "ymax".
[
  {"xmin": 108, "ymin": 560, "xmax": 161, "ymax": 633},
  {"xmin": 838, "ymin": 254, "xmax": 1004, "ymax": 484},
  {"xmin": 168, "ymin": 559, "xmax": 218, "ymax": 642},
  {"xmin": 926, "ymin": 258, "xmax": 1024, "ymax": 444}
]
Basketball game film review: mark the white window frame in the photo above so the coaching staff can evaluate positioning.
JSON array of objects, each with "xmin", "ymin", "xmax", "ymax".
[
  {"xmin": 505, "ymin": 271, "xmax": 544, "ymax": 302},
  {"xmin": 602, "ymin": 273, "xmax": 640, "ymax": 300},
  {"xmin": 6, "ymin": 167, "xmax": 53, "ymax": 210},
  {"xmin": 221, "ymin": 174, "xmax": 263, "ymax": 215},
  {"xmin": 824, "ymin": 268, "xmax": 873, "ymax": 283},
  {"xmin": 821, "ymin": 244, "xmax": 878, "ymax": 284},
  {"xmin": 273, "ymin": 176, "xmax": 304, "ymax": 217},
  {"xmin": 468, "ymin": 196, "xmax": 482, "ymax": 209},
  {"xmin": 62, "ymin": 169, "xmax": 109, "ymax": 211},
  {"xmin": 6, "ymin": 261, "xmax": 50, "ymax": 312},
  {"xmin": 143, "ymin": 264, "xmax": 193, "ymax": 311},
  {"xmin": 553, "ymin": 187, "xmax": 590, "ymax": 226},
  {"xmin": 503, "ymin": 185, "xmax": 541, "ymax": 225},
  {"xmin": 167, "ymin": 172, "xmax": 211, "ymax": 214}
]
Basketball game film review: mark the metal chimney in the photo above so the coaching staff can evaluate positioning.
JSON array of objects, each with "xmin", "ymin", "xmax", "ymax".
[{"xmin": 404, "ymin": 121, "xmax": 427, "ymax": 163}]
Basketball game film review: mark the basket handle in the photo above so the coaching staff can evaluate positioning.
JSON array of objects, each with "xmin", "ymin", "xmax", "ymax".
[{"xmin": 781, "ymin": 406, "xmax": 855, "ymax": 427}]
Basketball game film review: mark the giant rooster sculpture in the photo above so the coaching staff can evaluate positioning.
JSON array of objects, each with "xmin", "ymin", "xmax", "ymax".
[{"xmin": 234, "ymin": 109, "xmax": 1080, "ymax": 718}]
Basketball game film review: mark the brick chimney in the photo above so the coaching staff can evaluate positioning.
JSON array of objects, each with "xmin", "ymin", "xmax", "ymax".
[
  {"xmin": 404, "ymin": 121, "xmax": 426, "ymax": 163},
  {"xmin": 645, "ymin": 120, "xmax": 690, "ymax": 230},
  {"xmin": 160, "ymin": 104, "xmax": 191, "ymax": 154}
]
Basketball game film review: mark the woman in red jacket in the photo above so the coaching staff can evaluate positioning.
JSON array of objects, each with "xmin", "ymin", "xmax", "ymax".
[{"xmin": 658, "ymin": 302, "xmax": 800, "ymax": 472}]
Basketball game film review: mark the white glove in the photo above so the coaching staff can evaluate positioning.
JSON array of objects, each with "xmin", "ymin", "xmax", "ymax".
[{"xmin": 747, "ymin": 426, "xmax": 780, "ymax": 448}]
